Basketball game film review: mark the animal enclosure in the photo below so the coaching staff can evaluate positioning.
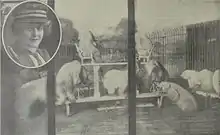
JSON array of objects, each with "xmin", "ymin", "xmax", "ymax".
[
  {"xmin": 186, "ymin": 20, "xmax": 220, "ymax": 71},
  {"xmin": 144, "ymin": 20, "xmax": 220, "ymax": 77},
  {"xmin": 54, "ymin": 19, "xmax": 220, "ymax": 100}
]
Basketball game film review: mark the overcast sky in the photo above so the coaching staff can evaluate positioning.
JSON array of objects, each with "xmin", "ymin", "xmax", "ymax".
[
  {"xmin": 2, "ymin": 0, "xmax": 220, "ymax": 53},
  {"xmin": 55, "ymin": 0, "xmax": 220, "ymax": 31},
  {"xmin": 54, "ymin": 0, "xmax": 220, "ymax": 53}
]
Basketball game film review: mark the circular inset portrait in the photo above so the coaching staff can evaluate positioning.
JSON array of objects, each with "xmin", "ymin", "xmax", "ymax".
[{"xmin": 2, "ymin": 0, "xmax": 62, "ymax": 69}]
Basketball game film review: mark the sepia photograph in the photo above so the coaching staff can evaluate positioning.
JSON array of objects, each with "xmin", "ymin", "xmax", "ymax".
[
  {"xmin": 2, "ymin": 0, "xmax": 62, "ymax": 68},
  {"xmin": 1, "ymin": 0, "xmax": 220, "ymax": 135}
]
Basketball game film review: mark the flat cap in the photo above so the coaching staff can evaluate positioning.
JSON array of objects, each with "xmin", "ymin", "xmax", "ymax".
[{"xmin": 12, "ymin": 1, "xmax": 48, "ymax": 24}]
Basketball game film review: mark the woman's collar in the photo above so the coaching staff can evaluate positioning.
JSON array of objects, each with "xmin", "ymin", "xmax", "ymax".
[
  {"xmin": 28, "ymin": 48, "xmax": 38, "ymax": 53},
  {"xmin": 10, "ymin": 42, "xmax": 40, "ymax": 55}
]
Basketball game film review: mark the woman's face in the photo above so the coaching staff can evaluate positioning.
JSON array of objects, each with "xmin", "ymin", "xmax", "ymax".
[{"xmin": 15, "ymin": 23, "xmax": 44, "ymax": 49}]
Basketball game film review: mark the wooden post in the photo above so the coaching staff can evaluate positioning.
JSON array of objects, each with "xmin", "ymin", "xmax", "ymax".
[
  {"xmin": 65, "ymin": 101, "xmax": 71, "ymax": 117},
  {"xmin": 93, "ymin": 65, "xmax": 100, "ymax": 97},
  {"xmin": 128, "ymin": 0, "xmax": 136, "ymax": 135},
  {"xmin": 0, "ymin": 1, "xmax": 3, "ymax": 49},
  {"xmin": 46, "ymin": 0, "xmax": 56, "ymax": 135}
]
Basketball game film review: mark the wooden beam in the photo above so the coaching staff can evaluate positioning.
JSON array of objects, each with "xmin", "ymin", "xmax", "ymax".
[
  {"xmin": 82, "ymin": 62, "xmax": 151, "ymax": 66},
  {"xmin": 127, "ymin": 0, "xmax": 136, "ymax": 135},
  {"xmin": 75, "ymin": 92, "xmax": 165, "ymax": 103},
  {"xmin": 46, "ymin": 0, "xmax": 56, "ymax": 135},
  {"xmin": 97, "ymin": 104, "xmax": 155, "ymax": 111}
]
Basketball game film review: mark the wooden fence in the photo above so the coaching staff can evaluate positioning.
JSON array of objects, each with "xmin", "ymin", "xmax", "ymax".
[
  {"xmin": 56, "ymin": 19, "xmax": 220, "ymax": 77},
  {"xmin": 145, "ymin": 19, "xmax": 220, "ymax": 77},
  {"xmin": 186, "ymin": 20, "xmax": 220, "ymax": 71}
]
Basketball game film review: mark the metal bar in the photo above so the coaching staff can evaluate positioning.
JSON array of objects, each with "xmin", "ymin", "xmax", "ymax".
[
  {"xmin": 46, "ymin": 0, "xmax": 56, "ymax": 135},
  {"xmin": 127, "ymin": 0, "xmax": 136, "ymax": 135}
]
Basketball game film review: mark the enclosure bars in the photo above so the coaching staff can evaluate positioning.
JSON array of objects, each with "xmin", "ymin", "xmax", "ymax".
[
  {"xmin": 46, "ymin": 0, "xmax": 56, "ymax": 135},
  {"xmin": 128, "ymin": 0, "xmax": 136, "ymax": 135}
]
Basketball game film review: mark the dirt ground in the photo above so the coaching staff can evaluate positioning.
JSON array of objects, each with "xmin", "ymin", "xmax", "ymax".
[{"xmin": 55, "ymin": 102, "xmax": 220, "ymax": 135}]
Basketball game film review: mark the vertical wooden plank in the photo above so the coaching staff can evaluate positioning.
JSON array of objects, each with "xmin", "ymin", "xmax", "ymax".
[
  {"xmin": 195, "ymin": 24, "xmax": 197, "ymax": 70},
  {"xmin": 0, "ymin": 1, "xmax": 2, "ymax": 49},
  {"xmin": 93, "ymin": 65, "xmax": 100, "ymax": 97},
  {"xmin": 201, "ymin": 23, "xmax": 204, "ymax": 70},
  {"xmin": 186, "ymin": 26, "xmax": 190, "ymax": 69},
  {"xmin": 210, "ymin": 22, "xmax": 214, "ymax": 70},
  {"xmin": 127, "ymin": 0, "xmax": 136, "ymax": 135},
  {"xmin": 205, "ymin": 23, "xmax": 208, "ymax": 70},
  {"xmin": 187, "ymin": 25, "xmax": 191, "ymax": 70},
  {"xmin": 186, "ymin": 25, "xmax": 192, "ymax": 70},
  {"xmin": 183, "ymin": 27, "xmax": 186, "ymax": 70},
  {"xmin": 217, "ymin": 20, "xmax": 220, "ymax": 69},
  {"xmin": 164, "ymin": 31, "xmax": 167, "ymax": 70},
  {"xmin": 163, "ymin": 30, "xmax": 167, "ymax": 72},
  {"xmin": 188, "ymin": 27, "xmax": 192, "ymax": 69},
  {"xmin": 0, "ymin": 3, "xmax": 2, "ymax": 135},
  {"xmin": 204, "ymin": 23, "xmax": 208, "ymax": 70},
  {"xmin": 46, "ymin": 0, "xmax": 56, "ymax": 135},
  {"xmin": 213, "ymin": 21, "xmax": 217, "ymax": 70},
  {"xmin": 190, "ymin": 26, "xmax": 192, "ymax": 70},
  {"xmin": 193, "ymin": 25, "xmax": 196, "ymax": 70}
]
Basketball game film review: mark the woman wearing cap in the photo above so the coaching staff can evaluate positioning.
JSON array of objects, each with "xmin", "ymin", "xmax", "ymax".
[
  {"xmin": 6, "ymin": 2, "xmax": 51, "ymax": 68},
  {"xmin": 4, "ymin": 2, "xmax": 53, "ymax": 84},
  {"xmin": 2, "ymin": 2, "xmax": 58, "ymax": 135}
]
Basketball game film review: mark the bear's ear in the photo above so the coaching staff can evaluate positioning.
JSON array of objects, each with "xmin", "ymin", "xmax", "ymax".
[
  {"xmin": 180, "ymin": 72, "xmax": 185, "ymax": 78},
  {"xmin": 180, "ymin": 72, "xmax": 191, "ymax": 80}
]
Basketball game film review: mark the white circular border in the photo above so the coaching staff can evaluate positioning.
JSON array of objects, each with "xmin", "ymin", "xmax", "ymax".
[{"xmin": 1, "ymin": 0, "xmax": 63, "ymax": 69}]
